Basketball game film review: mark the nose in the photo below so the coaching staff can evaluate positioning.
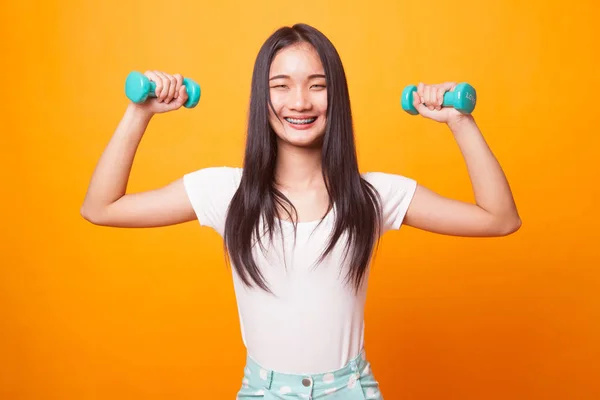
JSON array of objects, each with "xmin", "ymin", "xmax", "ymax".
[{"xmin": 290, "ymin": 87, "xmax": 310, "ymax": 110}]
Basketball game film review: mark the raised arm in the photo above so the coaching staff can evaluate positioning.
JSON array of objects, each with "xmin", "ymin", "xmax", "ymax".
[
  {"xmin": 403, "ymin": 82, "xmax": 521, "ymax": 237},
  {"xmin": 80, "ymin": 71, "xmax": 196, "ymax": 228}
]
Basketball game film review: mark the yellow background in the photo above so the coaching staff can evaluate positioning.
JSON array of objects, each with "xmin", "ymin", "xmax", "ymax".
[{"xmin": 2, "ymin": 0, "xmax": 599, "ymax": 399}]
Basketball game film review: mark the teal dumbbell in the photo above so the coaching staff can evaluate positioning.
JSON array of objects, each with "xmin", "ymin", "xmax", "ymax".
[
  {"xmin": 401, "ymin": 82, "xmax": 476, "ymax": 115},
  {"xmin": 124, "ymin": 71, "xmax": 201, "ymax": 108}
]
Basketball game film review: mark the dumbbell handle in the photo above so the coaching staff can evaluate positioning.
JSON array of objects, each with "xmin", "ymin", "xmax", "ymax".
[
  {"xmin": 125, "ymin": 71, "xmax": 201, "ymax": 108},
  {"xmin": 401, "ymin": 82, "xmax": 476, "ymax": 115}
]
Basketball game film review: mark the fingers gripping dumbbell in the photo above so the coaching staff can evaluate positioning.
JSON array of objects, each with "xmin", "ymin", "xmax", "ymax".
[
  {"xmin": 401, "ymin": 82, "xmax": 476, "ymax": 115},
  {"xmin": 124, "ymin": 71, "xmax": 201, "ymax": 108}
]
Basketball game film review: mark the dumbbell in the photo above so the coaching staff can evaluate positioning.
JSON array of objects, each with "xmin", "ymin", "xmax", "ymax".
[
  {"xmin": 124, "ymin": 71, "xmax": 201, "ymax": 108},
  {"xmin": 401, "ymin": 82, "xmax": 476, "ymax": 115}
]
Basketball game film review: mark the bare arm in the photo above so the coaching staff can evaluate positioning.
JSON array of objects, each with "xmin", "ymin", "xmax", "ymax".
[
  {"xmin": 81, "ymin": 71, "xmax": 196, "ymax": 228},
  {"xmin": 403, "ymin": 83, "xmax": 521, "ymax": 237}
]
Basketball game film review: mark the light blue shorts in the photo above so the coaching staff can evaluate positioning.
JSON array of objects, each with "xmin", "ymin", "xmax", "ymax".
[{"xmin": 236, "ymin": 349, "xmax": 383, "ymax": 399}]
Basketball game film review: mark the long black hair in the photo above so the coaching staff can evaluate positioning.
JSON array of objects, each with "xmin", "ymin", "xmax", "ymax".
[{"xmin": 223, "ymin": 23, "xmax": 383, "ymax": 293}]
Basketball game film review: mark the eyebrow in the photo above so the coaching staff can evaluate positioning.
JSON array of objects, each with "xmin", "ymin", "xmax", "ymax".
[{"xmin": 269, "ymin": 74, "xmax": 326, "ymax": 81}]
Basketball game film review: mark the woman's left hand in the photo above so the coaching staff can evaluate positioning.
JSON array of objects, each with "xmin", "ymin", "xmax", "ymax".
[{"xmin": 412, "ymin": 82, "xmax": 469, "ymax": 125}]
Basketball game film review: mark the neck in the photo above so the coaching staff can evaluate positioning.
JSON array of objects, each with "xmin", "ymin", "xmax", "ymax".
[{"xmin": 274, "ymin": 141, "xmax": 324, "ymax": 190}]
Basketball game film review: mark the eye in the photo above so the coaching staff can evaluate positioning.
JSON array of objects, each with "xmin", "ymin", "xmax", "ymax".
[
  {"xmin": 311, "ymin": 84, "xmax": 326, "ymax": 89},
  {"xmin": 271, "ymin": 85, "xmax": 287, "ymax": 89}
]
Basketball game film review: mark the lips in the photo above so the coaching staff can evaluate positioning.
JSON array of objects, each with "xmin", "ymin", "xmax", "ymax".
[
  {"xmin": 285, "ymin": 115, "xmax": 317, "ymax": 119},
  {"xmin": 284, "ymin": 116, "xmax": 318, "ymax": 130},
  {"xmin": 285, "ymin": 116, "xmax": 317, "ymax": 122}
]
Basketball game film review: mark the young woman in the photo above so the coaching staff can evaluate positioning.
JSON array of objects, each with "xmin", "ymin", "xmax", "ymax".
[{"xmin": 81, "ymin": 23, "xmax": 520, "ymax": 400}]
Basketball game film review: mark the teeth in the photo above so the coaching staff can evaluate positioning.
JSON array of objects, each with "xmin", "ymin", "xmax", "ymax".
[{"xmin": 285, "ymin": 117, "xmax": 316, "ymax": 124}]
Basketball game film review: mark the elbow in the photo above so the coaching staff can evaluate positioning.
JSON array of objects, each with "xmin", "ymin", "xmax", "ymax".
[
  {"xmin": 80, "ymin": 205, "xmax": 95, "ymax": 223},
  {"xmin": 496, "ymin": 215, "xmax": 522, "ymax": 236},
  {"xmin": 80, "ymin": 205, "xmax": 105, "ymax": 226}
]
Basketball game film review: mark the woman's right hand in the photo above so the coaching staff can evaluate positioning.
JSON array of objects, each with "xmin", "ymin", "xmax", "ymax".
[{"xmin": 131, "ymin": 70, "xmax": 189, "ymax": 115}]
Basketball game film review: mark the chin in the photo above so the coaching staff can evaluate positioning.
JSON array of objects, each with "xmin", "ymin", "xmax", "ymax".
[
  {"xmin": 277, "ymin": 129, "xmax": 325, "ymax": 149},
  {"xmin": 274, "ymin": 119, "xmax": 326, "ymax": 148}
]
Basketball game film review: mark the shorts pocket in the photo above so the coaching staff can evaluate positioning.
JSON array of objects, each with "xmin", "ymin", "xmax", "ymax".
[
  {"xmin": 262, "ymin": 389, "xmax": 294, "ymax": 399},
  {"xmin": 356, "ymin": 362, "xmax": 384, "ymax": 399},
  {"xmin": 236, "ymin": 384, "xmax": 267, "ymax": 398}
]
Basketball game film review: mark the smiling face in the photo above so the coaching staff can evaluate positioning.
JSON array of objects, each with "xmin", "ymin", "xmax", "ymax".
[{"xmin": 268, "ymin": 42, "xmax": 328, "ymax": 149}]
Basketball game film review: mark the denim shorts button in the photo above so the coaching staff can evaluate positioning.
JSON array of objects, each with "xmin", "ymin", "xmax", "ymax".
[{"xmin": 302, "ymin": 377, "xmax": 312, "ymax": 387}]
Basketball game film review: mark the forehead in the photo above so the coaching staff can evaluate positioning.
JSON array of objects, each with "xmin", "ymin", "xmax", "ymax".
[{"xmin": 269, "ymin": 43, "xmax": 324, "ymax": 77}]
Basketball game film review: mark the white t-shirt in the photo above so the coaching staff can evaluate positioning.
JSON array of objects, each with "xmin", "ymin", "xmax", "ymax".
[{"xmin": 183, "ymin": 167, "xmax": 417, "ymax": 374}]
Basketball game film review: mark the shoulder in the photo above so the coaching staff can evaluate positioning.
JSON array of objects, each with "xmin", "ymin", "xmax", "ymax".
[
  {"xmin": 181, "ymin": 167, "xmax": 243, "ymax": 231},
  {"xmin": 184, "ymin": 165, "xmax": 243, "ymax": 178},
  {"xmin": 361, "ymin": 171, "xmax": 417, "ymax": 190},
  {"xmin": 182, "ymin": 166, "xmax": 243, "ymax": 204},
  {"xmin": 183, "ymin": 166, "xmax": 243, "ymax": 187},
  {"xmin": 361, "ymin": 171, "xmax": 418, "ymax": 232}
]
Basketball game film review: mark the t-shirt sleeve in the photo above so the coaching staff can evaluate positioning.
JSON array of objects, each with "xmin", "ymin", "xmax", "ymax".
[
  {"xmin": 182, "ymin": 166, "xmax": 243, "ymax": 236},
  {"xmin": 362, "ymin": 171, "xmax": 418, "ymax": 234}
]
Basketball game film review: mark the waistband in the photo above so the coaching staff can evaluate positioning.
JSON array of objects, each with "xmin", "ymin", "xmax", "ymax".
[{"xmin": 242, "ymin": 348, "xmax": 369, "ymax": 393}]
